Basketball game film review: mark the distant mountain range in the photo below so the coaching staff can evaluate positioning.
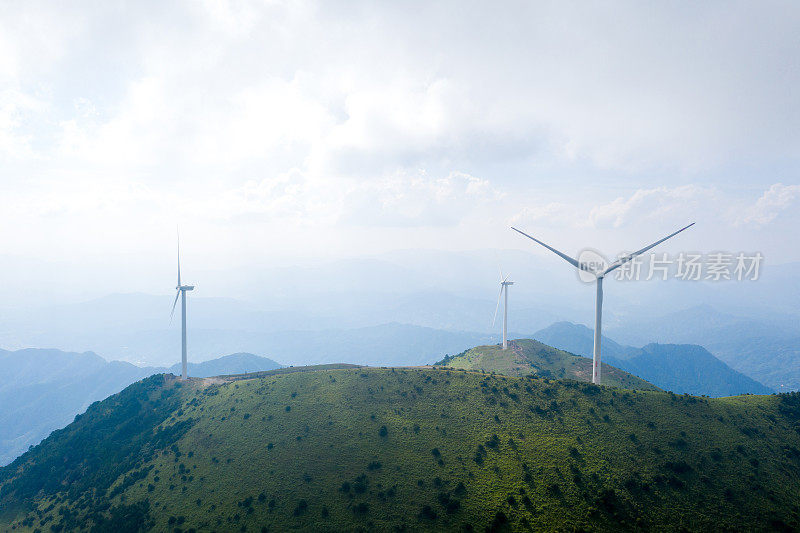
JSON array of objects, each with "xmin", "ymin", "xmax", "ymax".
[
  {"xmin": 1, "ymin": 252, "xmax": 798, "ymax": 383},
  {"xmin": 0, "ymin": 291, "xmax": 570, "ymax": 366},
  {"xmin": 165, "ymin": 352, "xmax": 282, "ymax": 377},
  {"xmin": 534, "ymin": 321, "xmax": 772, "ymax": 396},
  {"xmin": 0, "ymin": 349, "xmax": 280, "ymax": 466},
  {"xmin": 607, "ymin": 305, "xmax": 800, "ymax": 392}
]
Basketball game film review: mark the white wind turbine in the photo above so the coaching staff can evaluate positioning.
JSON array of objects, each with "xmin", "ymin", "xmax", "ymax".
[
  {"xmin": 492, "ymin": 269, "xmax": 514, "ymax": 350},
  {"xmin": 171, "ymin": 232, "xmax": 195, "ymax": 380},
  {"xmin": 511, "ymin": 223, "xmax": 694, "ymax": 385}
]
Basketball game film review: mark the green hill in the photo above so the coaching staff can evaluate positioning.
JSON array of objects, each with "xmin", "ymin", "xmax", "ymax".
[
  {"xmin": 2, "ymin": 366, "xmax": 800, "ymax": 532},
  {"xmin": 437, "ymin": 339, "xmax": 659, "ymax": 391}
]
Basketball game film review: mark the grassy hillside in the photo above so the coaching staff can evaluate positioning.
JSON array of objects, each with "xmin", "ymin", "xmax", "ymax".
[
  {"xmin": 437, "ymin": 339, "xmax": 659, "ymax": 391},
  {"xmin": 2, "ymin": 367, "xmax": 800, "ymax": 532}
]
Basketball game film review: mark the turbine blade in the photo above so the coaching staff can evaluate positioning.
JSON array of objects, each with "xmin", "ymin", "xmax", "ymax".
[
  {"xmin": 511, "ymin": 227, "xmax": 584, "ymax": 271},
  {"xmin": 491, "ymin": 284, "xmax": 503, "ymax": 327},
  {"xmin": 602, "ymin": 222, "xmax": 695, "ymax": 275},
  {"xmin": 170, "ymin": 290, "xmax": 180, "ymax": 324}
]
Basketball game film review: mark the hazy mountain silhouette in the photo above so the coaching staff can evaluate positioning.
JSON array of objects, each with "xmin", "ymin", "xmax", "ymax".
[
  {"xmin": 166, "ymin": 352, "xmax": 280, "ymax": 377},
  {"xmin": 607, "ymin": 305, "xmax": 800, "ymax": 391},
  {"xmin": 533, "ymin": 321, "xmax": 772, "ymax": 396}
]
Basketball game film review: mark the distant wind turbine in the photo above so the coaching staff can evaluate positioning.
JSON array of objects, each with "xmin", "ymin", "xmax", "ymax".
[
  {"xmin": 492, "ymin": 268, "xmax": 514, "ymax": 350},
  {"xmin": 511, "ymin": 223, "xmax": 694, "ymax": 385},
  {"xmin": 171, "ymin": 232, "xmax": 195, "ymax": 380}
]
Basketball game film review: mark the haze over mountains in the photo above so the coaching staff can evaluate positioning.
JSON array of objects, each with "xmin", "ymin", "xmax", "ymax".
[{"xmin": 1, "ymin": 251, "xmax": 798, "ymax": 367}]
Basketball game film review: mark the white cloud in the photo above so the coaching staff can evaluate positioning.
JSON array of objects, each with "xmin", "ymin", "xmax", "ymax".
[
  {"xmin": 587, "ymin": 185, "xmax": 716, "ymax": 229},
  {"xmin": 128, "ymin": 168, "xmax": 504, "ymax": 230},
  {"xmin": 340, "ymin": 171, "xmax": 502, "ymax": 227},
  {"xmin": 201, "ymin": 169, "xmax": 338, "ymax": 225},
  {"xmin": 56, "ymin": 77, "xmax": 173, "ymax": 166},
  {"xmin": 738, "ymin": 183, "xmax": 800, "ymax": 227},
  {"xmin": 509, "ymin": 203, "xmax": 576, "ymax": 228},
  {"xmin": 10, "ymin": 2, "xmax": 799, "ymax": 177},
  {"xmin": 3, "ymin": 178, "xmax": 163, "ymax": 219},
  {"xmin": 0, "ymin": 1, "xmax": 798, "ymax": 269},
  {"xmin": 510, "ymin": 185, "xmax": 716, "ymax": 231},
  {"xmin": 0, "ymin": 89, "xmax": 45, "ymax": 158}
]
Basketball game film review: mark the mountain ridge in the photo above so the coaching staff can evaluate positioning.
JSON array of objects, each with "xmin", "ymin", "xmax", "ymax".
[{"xmin": 1, "ymin": 367, "xmax": 799, "ymax": 531}]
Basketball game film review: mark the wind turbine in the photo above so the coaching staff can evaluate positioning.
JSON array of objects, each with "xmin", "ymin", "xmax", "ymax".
[
  {"xmin": 511, "ymin": 223, "xmax": 694, "ymax": 385},
  {"xmin": 171, "ymin": 232, "xmax": 194, "ymax": 380},
  {"xmin": 492, "ymin": 269, "xmax": 514, "ymax": 350}
]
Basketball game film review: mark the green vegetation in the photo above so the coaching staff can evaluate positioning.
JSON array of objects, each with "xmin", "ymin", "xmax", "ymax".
[
  {"xmin": 2, "ymin": 365, "xmax": 800, "ymax": 532},
  {"xmin": 437, "ymin": 339, "xmax": 659, "ymax": 391}
]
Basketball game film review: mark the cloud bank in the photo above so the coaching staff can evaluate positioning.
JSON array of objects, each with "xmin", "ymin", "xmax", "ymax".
[{"xmin": 0, "ymin": 0, "xmax": 797, "ymax": 281}]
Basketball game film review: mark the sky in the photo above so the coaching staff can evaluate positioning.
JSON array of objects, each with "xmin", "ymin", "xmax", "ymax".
[{"xmin": 1, "ymin": 0, "xmax": 799, "ymax": 303}]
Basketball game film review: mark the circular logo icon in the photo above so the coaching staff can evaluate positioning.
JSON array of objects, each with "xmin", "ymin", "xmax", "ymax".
[{"xmin": 576, "ymin": 248, "xmax": 608, "ymax": 283}]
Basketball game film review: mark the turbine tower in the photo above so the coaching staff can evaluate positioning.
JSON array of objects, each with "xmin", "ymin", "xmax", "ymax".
[
  {"xmin": 171, "ymin": 233, "xmax": 194, "ymax": 380},
  {"xmin": 511, "ymin": 223, "xmax": 694, "ymax": 385},
  {"xmin": 492, "ymin": 270, "xmax": 514, "ymax": 350}
]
